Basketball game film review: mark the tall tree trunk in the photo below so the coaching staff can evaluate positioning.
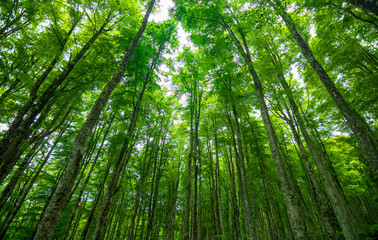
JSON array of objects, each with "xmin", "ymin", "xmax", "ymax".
[
  {"xmin": 207, "ymin": 137, "xmax": 219, "ymax": 239},
  {"xmin": 145, "ymin": 132, "xmax": 167, "ymax": 240},
  {"xmin": 62, "ymin": 116, "xmax": 113, "ymax": 240},
  {"xmin": 184, "ymin": 89, "xmax": 194, "ymax": 240},
  {"xmin": 79, "ymin": 159, "xmax": 112, "ymax": 240},
  {"xmin": 91, "ymin": 34, "xmax": 167, "ymax": 239},
  {"xmin": 213, "ymin": 126, "xmax": 226, "ymax": 239},
  {"xmin": 271, "ymin": 0, "xmax": 378, "ymax": 177},
  {"xmin": 219, "ymin": 15, "xmax": 308, "ymax": 239},
  {"xmin": 126, "ymin": 138, "xmax": 157, "ymax": 240},
  {"xmin": 32, "ymin": 2, "xmax": 155, "ymax": 239},
  {"xmin": 224, "ymin": 145, "xmax": 241, "ymax": 239},
  {"xmin": 165, "ymin": 157, "xmax": 180, "ymax": 240},
  {"xmin": 276, "ymin": 71, "xmax": 360, "ymax": 240},
  {"xmin": 225, "ymin": 107, "xmax": 255, "ymax": 240},
  {"xmin": 191, "ymin": 86, "xmax": 202, "ymax": 240},
  {"xmin": 231, "ymin": 104, "xmax": 256, "ymax": 240}
]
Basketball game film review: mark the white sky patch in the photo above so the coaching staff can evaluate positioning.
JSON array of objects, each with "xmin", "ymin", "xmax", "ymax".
[
  {"xmin": 0, "ymin": 123, "xmax": 8, "ymax": 132},
  {"xmin": 150, "ymin": 0, "xmax": 174, "ymax": 23},
  {"xmin": 309, "ymin": 24, "xmax": 316, "ymax": 39}
]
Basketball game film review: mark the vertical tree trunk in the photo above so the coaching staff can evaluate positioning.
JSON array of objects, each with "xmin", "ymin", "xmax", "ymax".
[
  {"xmin": 224, "ymin": 145, "xmax": 241, "ymax": 239},
  {"xmin": 225, "ymin": 107, "xmax": 255, "ymax": 240},
  {"xmin": 32, "ymin": 2, "xmax": 155, "ymax": 239},
  {"xmin": 80, "ymin": 160, "xmax": 112, "ymax": 240},
  {"xmin": 62, "ymin": 117, "xmax": 113, "ymax": 240},
  {"xmin": 191, "ymin": 86, "xmax": 202, "ymax": 240},
  {"xmin": 184, "ymin": 88, "xmax": 194, "ymax": 240},
  {"xmin": 68, "ymin": 193, "xmax": 89, "ymax": 240},
  {"xmin": 277, "ymin": 71, "xmax": 360, "ymax": 240},
  {"xmin": 144, "ymin": 133, "xmax": 166, "ymax": 240},
  {"xmin": 271, "ymin": 0, "xmax": 378, "ymax": 177},
  {"xmin": 213, "ymin": 127, "xmax": 226, "ymax": 239},
  {"xmin": 219, "ymin": 15, "xmax": 308, "ymax": 239}
]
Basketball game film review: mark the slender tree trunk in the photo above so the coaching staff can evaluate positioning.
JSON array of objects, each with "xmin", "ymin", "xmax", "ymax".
[
  {"xmin": 126, "ymin": 140, "xmax": 155, "ymax": 240},
  {"xmin": 68, "ymin": 193, "xmax": 89, "ymax": 240},
  {"xmin": 207, "ymin": 138, "xmax": 219, "ymax": 239},
  {"xmin": 165, "ymin": 157, "xmax": 180, "ymax": 240},
  {"xmin": 145, "ymin": 133, "xmax": 167, "ymax": 240},
  {"xmin": 225, "ymin": 108, "xmax": 255, "ymax": 240},
  {"xmin": 231, "ymin": 104, "xmax": 256, "ymax": 240},
  {"xmin": 224, "ymin": 146, "xmax": 241, "ymax": 239},
  {"xmin": 219, "ymin": 15, "xmax": 307, "ymax": 239},
  {"xmin": 191, "ymin": 86, "xmax": 202, "ymax": 240},
  {"xmin": 277, "ymin": 71, "xmax": 360, "ymax": 240},
  {"xmin": 80, "ymin": 159, "xmax": 112, "ymax": 240},
  {"xmin": 184, "ymin": 90, "xmax": 194, "ymax": 240},
  {"xmin": 62, "ymin": 117, "xmax": 113, "ymax": 240},
  {"xmin": 272, "ymin": 0, "xmax": 378, "ymax": 176},
  {"xmin": 213, "ymin": 127, "xmax": 226, "ymax": 239},
  {"xmin": 32, "ymin": 2, "xmax": 155, "ymax": 239}
]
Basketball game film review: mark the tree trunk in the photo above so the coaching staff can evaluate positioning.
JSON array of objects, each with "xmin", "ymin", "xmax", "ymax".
[
  {"xmin": 277, "ymin": 71, "xmax": 360, "ymax": 240},
  {"xmin": 79, "ymin": 159, "xmax": 112, "ymax": 240},
  {"xmin": 184, "ymin": 88, "xmax": 194, "ymax": 240},
  {"xmin": 32, "ymin": 2, "xmax": 155, "ymax": 239},
  {"xmin": 62, "ymin": 117, "xmax": 113, "ymax": 240},
  {"xmin": 272, "ymin": 0, "xmax": 378, "ymax": 177},
  {"xmin": 224, "ymin": 145, "xmax": 241, "ymax": 239},
  {"xmin": 219, "ymin": 15, "xmax": 308, "ymax": 239},
  {"xmin": 213, "ymin": 127, "xmax": 226, "ymax": 239}
]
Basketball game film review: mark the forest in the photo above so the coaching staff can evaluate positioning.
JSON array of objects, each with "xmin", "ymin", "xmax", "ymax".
[{"xmin": 0, "ymin": 0, "xmax": 377, "ymax": 239}]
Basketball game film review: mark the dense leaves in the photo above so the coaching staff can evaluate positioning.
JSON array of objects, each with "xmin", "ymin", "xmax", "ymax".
[{"xmin": 0, "ymin": 0, "xmax": 377, "ymax": 239}]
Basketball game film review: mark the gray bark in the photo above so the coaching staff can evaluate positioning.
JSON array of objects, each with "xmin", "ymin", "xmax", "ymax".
[
  {"xmin": 276, "ymin": 71, "xmax": 360, "ymax": 239},
  {"xmin": 219, "ymin": 14, "xmax": 308, "ymax": 240},
  {"xmin": 213, "ymin": 127, "xmax": 226, "ymax": 238},
  {"xmin": 32, "ymin": 2, "xmax": 155, "ymax": 239},
  {"xmin": 271, "ymin": 0, "xmax": 378, "ymax": 176}
]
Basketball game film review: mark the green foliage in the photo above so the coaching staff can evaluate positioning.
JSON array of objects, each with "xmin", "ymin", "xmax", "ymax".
[{"xmin": 0, "ymin": 0, "xmax": 376, "ymax": 239}]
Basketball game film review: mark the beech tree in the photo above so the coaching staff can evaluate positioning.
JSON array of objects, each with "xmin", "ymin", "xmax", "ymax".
[{"xmin": 0, "ymin": 0, "xmax": 376, "ymax": 240}]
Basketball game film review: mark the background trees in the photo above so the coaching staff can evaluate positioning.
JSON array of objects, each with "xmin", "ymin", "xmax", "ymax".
[{"xmin": 0, "ymin": 0, "xmax": 376, "ymax": 239}]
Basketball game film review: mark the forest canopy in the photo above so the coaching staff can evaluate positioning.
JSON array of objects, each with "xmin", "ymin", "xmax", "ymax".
[{"xmin": 0, "ymin": 0, "xmax": 377, "ymax": 239}]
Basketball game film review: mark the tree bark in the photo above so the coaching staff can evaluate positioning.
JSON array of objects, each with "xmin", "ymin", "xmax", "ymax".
[
  {"xmin": 61, "ymin": 117, "xmax": 113, "ymax": 240},
  {"xmin": 32, "ymin": 2, "xmax": 155, "ymax": 238},
  {"xmin": 272, "ymin": 0, "xmax": 378, "ymax": 176},
  {"xmin": 219, "ymin": 14, "xmax": 308, "ymax": 239},
  {"xmin": 213, "ymin": 128, "xmax": 226, "ymax": 238},
  {"xmin": 276, "ymin": 71, "xmax": 360, "ymax": 239}
]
